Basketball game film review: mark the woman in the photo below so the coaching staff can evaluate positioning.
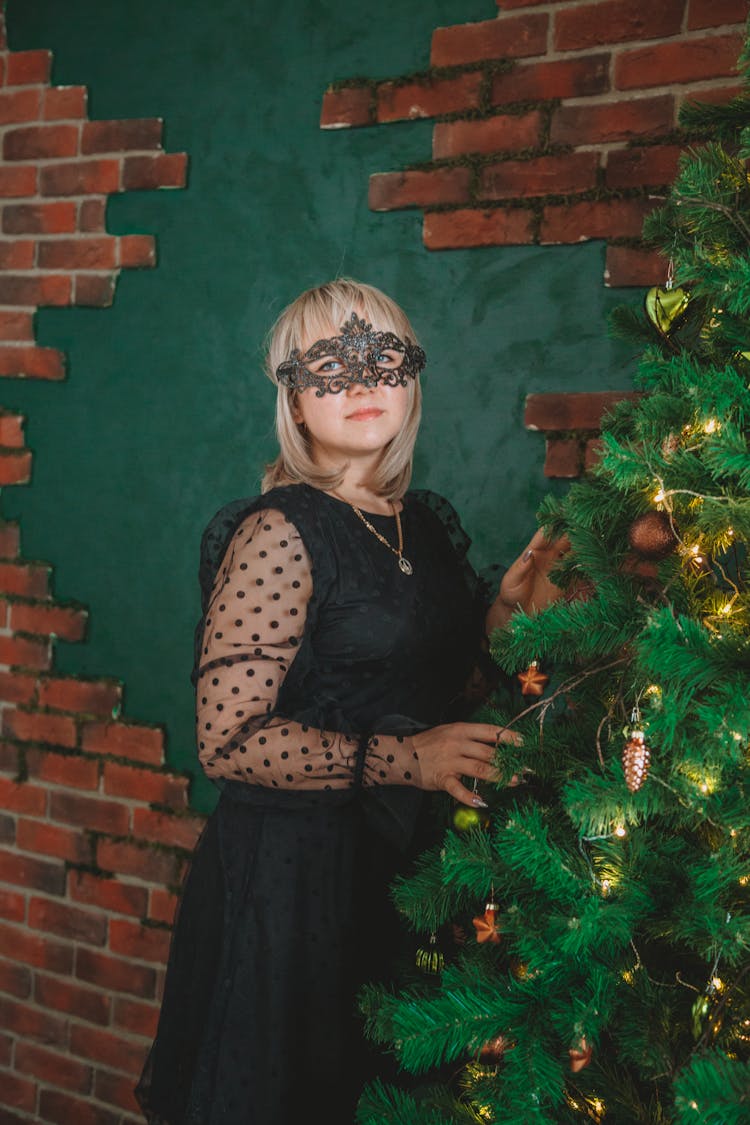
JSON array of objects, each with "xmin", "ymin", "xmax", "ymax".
[{"xmin": 136, "ymin": 279, "xmax": 564, "ymax": 1124}]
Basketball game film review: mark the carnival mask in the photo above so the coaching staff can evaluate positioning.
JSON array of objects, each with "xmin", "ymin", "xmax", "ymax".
[{"xmin": 275, "ymin": 312, "xmax": 426, "ymax": 397}]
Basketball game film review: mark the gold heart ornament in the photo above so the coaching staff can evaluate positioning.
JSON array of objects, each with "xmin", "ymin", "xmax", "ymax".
[{"xmin": 644, "ymin": 284, "xmax": 691, "ymax": 336}]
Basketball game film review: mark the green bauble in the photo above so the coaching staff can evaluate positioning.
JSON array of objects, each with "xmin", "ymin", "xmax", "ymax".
[{"xmin": 453, "ymin": 805, "xmax": 490, "ymax": 831}]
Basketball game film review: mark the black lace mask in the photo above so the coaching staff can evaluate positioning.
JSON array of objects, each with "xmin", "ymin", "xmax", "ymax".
[{"xmin": 275, "ymin": 312, "xmax": 426, "ymax": 396}]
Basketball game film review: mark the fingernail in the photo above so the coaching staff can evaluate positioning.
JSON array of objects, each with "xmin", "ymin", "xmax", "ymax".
[
  {"xmin": 472, "ymin": 796, "xmax": 488, "ymax": 808},
  {"xmin": 523, "ymin": 549, "xmax": 533, "ymax": 562}
]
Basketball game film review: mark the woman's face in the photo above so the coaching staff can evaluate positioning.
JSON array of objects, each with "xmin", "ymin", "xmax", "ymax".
[{"xmin": 290, "ymin": 315, "xmax": 412, "ymax": 468}]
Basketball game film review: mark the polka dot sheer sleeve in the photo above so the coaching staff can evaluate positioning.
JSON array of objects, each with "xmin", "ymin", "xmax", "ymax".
[{"xmin": 196, "ymin": 509, "xmax": 422, "ymax": 790}]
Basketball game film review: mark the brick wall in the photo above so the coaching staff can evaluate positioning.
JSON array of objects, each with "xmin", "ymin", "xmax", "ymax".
[
  {"xmin": 321, "ymin": 0, "xmax": 748, "ymax": 477},
  {"xmin": 0, "ymin": 7, "xmax": 205, "ymax": 1122}
]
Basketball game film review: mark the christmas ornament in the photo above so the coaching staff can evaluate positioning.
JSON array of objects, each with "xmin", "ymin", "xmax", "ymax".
[
  {"xmin": 517, "ymin": 660, "xmax": 549, "ymax": 696},
  {"xmin": 627, "ymin": 510, "xmax": 678, "ymax": 560},
  {"xmin": 623, "ymin": 728, "xmax": 651, "ymax": 793},
  {"xmin": 453, "ymin": 805, "xmax": 490, "ymax": 832},
  {"xmin": 478, "ymin": 1035, "xmax": 511, "ymax": 1062},
  {"xmin": 569, "ymin": 1037, "xmax": 593, "ymax": 1072},
  {"xmin": 644, "ymin": 283, "xmax": 691, "ymax": 337},
  {"xmin": 415, "ymin": 932, "xmax": 444, "ymax": 975},
  {"xmin": 473, "ymin": 901, "xmax": 501, "ymax": 944}
]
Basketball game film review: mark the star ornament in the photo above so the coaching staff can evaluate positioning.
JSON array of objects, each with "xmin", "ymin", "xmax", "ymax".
[
  {"xmin": 569, "ymin": 1037, "xmax": 593, "ymax": 1073},
  {"xmin": 517, "ymin": 660, "xmax": 549, "ymax": 697},
  {"xmin": 473, "ymin": 902, "xmax": 501, "ymax": 944}
]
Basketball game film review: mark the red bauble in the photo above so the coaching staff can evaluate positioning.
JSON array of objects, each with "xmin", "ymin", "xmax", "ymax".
[{"xmin": 627, "ymin": 511, "xmax": 678, "ymax": 560}]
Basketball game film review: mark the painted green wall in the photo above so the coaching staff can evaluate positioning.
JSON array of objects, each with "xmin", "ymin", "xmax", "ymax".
[{"xmin": 5, "ymin": 0, "xmax": 637, "ymax": 812}]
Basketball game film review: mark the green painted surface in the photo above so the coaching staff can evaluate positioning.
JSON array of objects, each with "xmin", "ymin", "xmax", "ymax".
[{"xmin": 5, "ymin": 0, "xmax": 638, "ymax": 812}]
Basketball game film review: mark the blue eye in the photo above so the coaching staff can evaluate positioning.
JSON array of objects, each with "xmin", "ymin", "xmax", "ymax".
[{"xmin": 319, "ymin": 359, "xmax": 343, "ymax": 373}]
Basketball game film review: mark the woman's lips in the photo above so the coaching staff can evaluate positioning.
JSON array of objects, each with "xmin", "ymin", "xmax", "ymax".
[{"xmin": 346, "ymin": 408, "xmax": 384, "ymax": 420}]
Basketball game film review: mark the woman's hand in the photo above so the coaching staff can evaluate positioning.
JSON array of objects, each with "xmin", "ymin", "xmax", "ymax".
[
  {"xmin": 412, "ymin": 722, "xmax": 521, "ymax": 806},
  {"xmin": 486, "ymin": 529, "xmax": 570, "ymax": 634}
]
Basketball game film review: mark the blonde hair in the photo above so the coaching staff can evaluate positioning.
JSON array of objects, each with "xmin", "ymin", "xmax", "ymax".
[{"xmin": 260, "ymin": 279, "xmax": 423, "ymax": 501}]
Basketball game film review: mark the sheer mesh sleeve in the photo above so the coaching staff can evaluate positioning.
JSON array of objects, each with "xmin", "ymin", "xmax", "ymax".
[{"xmin": 196, "ymin": 508, "xmax": 422, "ymax": 790}]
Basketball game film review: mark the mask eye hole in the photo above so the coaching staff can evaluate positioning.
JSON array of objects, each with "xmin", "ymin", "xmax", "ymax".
[{"xmin": 372, "ymin": 349, "xmax": 403, "ymax": 369}]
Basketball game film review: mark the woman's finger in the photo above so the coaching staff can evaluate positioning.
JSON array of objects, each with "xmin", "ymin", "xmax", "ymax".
[{"xmin": 445, "ymin": 776, "xmax": 485, "ymax": 807}]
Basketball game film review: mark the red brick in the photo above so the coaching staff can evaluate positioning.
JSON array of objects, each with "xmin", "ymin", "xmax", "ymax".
[
  {"xmin": 40, "ymin": 159, "xmax": 121, "ymax": 196},
  {"xmin": 540, "ymin": 198, "xmax": 657, "ymax": 243},
  {"xmin": 109, "ymin": 918, "xmax": 171, "ymax": 964},
  {"xmin": 0, "ymin": 311, "xmax": 33, "ymax": 341},
  {"xmin": 131, "ymin": 807, "xmax": 211, "ymax": 851},
  {"xmin": 0, "ymin": 887, "xmax": 25, "ymax": 923},
  {"xmin": 688, "ymin": 0, "xmax": 749, "ymax": 29},
  {"xmin": 0, "ymin": 87, "xmax": 42, "ymax": 124},
  {"xmin": 478, "ymin": 151, "xmax": 599, "ymax": 200},
  {"xmin": 0, "ymin": 958, "xmax": 31, "ymax": 998},
  {"xmin": 0, "ymin": 851, "xmax": 65, "ymax": 898},
  {"xmin": 6, "ymin": 50, "xmax": 51, "ymax": 85},
  {"xmin": 0, "ymin": 994, "xmax": 67, "ymax": 1046},
  {"xmin": 605, "ymin": 245, "xmax": 672, "ymax": 287},
  {"xmin": 584, "ymin": 438, "xmax": 604, "ymax": 471},
  {"xmin": 0, "ymin": 238, "xmax": 34, "ymax": 268},
  {"xmin": 35, "ymin": 972, "xmax": 111, "ymax": 1026},
  {"xmin": 102, "ymin": 761, "xmax": 189, "ymax": 808},
  {"xmin": 369, "ymin": 167, "xmax": 471, "ymax": 211},
  {"xmin": 423, "ymin": 206, "xmax": 534, "ymax": 249},
  {"xmin": 3, "ymin": 124, "xmax": 79, "ymax": 161},
  {"xmin": 491, "ymin": 54, "xmax": 610, "ymax": 105},
  {"xmin": 0, "ymin": 164, "xmax": 37, "ymax": 196},
  {"xmin": 0, "ymin": 671, "xmax": 38, "ymax": 705},
  {"xmin": 376, "ymin": 72, "xmax": 483, "ymax": 123},
  {"xmin": 81, "ymin": 118, "xmax": 162, "ymax": 154},
  {"xmin": 0, "ymin": 812, "xmax": 12, "ymax": 844},
  {"xmin": 0, "ymin": 1070, "xmax": 37, "ymax": 1112},
  {"xmin": 2, "ymin": 200, "xmax": 77, "ymax": 234},
  {"xmin": 68, "ymin": 870, "xmax": 148, "ymax": 918},
  {"xmin": 122, "ymin": 152, "xmax": 187, "ymax": 190},
  {"xmin": 74, "ymin": 274, "xmax": 117, "ymax": 307},
  {"xmin": 0, "ymin": 274, "xmax": 71, "ymax": 306},
  {"xmin": 96, "ymin": 839, "xmax": 180, "ymax": 886},
  {"xmin": 679, "ymin": 82, "xmax": 744, "ymax": 107},
  {"xmin": 94, "ymin": 1067, "xmax": 142, "ymax": 1114},
  {"xmin": 0, "ymin": 413, "xmax": 24, "ymax": 446},
  {"xmin": 550, "ymin": 96, "xmax": 674, "ymax": 146},
  {"xmin": 0, "ymin": 741, "xmax": 19, "ymax": 771},
  {"xmin": 555, "ymin": 0, "xmax": 683, "ymax": 50},
  {"xmin": 38, "ymin": 676, "xmax": 119, "ymax": 716},
  {"xmin": 17, "ymin": 818, "xmax": 94, "ymax": 864},
  {"xmin": 544, "ymin": 437, "xmax": 583, "ymax": 478},
  {"xmin": 113, "ymin": 995, "xmax": 159, "ymax": 1039},
  {"xmin": 38, "ymin": 236, "xmax": 117, "ymax": 270},
  {"xmin": 69, "ymin": 1022, "xmax": 148, "ymax": 1076},
  {"xmin": 525, "ymin": 390, "xmax": 642, "ymax": 430},
  {"xmin": 10, "ymin": 603, "xmax": 87, "ymax": 643},
  {"xmin": 0, "ymin": 449, "xmax": 31, "ymax": 483},
  {"xmin": 320, "ymin": 84, "xmax": 373, "ymax": 129},
  {"xmin": 3, "ymin": 709, "xmax": 77, "ymax": 747},
  {"xmin": 29, "ymin": 895, "xmax": 107, "ymax": 946},
  {"xmin": 39, "ymin": 1089, "xmax": 120, "ymax": 1125},
  {"xmin": 43, "ymin": 85, "xmax": 88, "ymax": 120},
  {"xmin": 75, "ymin": 947, "xmax": 156, "ymax": 999},
  {"xmin": 0, "ymin": 922, "xmax": 72, "ymax": 973},
  {"xmin": 0, "ymin": 561, "xmax": 49, "ymax": 597},
  {"xmin": 0, "ymin": 776, "xmax": 47, "ymax": 815},
  {"xmin": 15, "ymin": 1040, "xmax": 92, "ymax": 1093},
  {"xmin": 606, "ymin": 144, "xmax": 683, "ymax": 189},
  {"xmin": 431, "ymin": 14, "xmax": 548, "ymax": 66},
  {"xmin": 24, "ymin": 747, "xmax": 97, "ymax": 792},
  {"xmin": 118, "ymin": 233, "xmax": 156, "ymax": 268},
  {"xmin": 433, "ymin": 111, "xmax": 543, "ymax": 159},
  {"xmin": 0, "ymin": 346, "xmax": 42, "ymax": 382},
  {"xmin": 49, "ymin": 790, "xmax": 130, "ymax": 835},
  {"xmin": 149, "ymin": 887, "xmax": 178, "ymax": 926},
  {"xmin": 79, "ymin": 198, "xmax": 107, "ymax": 231},
  {"xmin": 80, "ymin": 721, "xmax": 165, "ymax": 766},
  {"xmin": 0, "ymin": 1032, "xmax": 10, "ymax": 1067},
  {"xmin": 616, "ymin": 34, "xmax": 744, "ymax": 89}
]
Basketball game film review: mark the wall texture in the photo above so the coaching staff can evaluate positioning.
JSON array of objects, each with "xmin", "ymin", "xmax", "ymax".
[{"xmin": 0, "ymin": 0, "xmax": 747, "ymax": 1120}]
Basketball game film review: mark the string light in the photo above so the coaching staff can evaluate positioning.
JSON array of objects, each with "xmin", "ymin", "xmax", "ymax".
[
  {"xmin": 614, "ymin": 825, "xmax": 627, "ymax": 838},
  {"xmin": 653, "ymin": 488, "xmax": 666, "ymax": 504},
  {"xmin": 703, "ymin": 417, "xmax": 719, "ymax": 434}
]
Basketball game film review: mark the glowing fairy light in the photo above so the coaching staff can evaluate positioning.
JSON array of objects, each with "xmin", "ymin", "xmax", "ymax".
[
  {"xmin": 653, "ymin": 488, "xmax": 666, "ymax": 503},
  {"xmin": 703, "ymin": 418, "xmax": 719, "ymax": 434},
  {"xmin": 614, "ymin": 825, "xmax": 627, "ymax": 838}
]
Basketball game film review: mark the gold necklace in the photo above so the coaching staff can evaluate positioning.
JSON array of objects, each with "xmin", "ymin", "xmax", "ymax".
[{"xmin": 330, "ymin": 493, "xmax": 413, "ymax": 575}]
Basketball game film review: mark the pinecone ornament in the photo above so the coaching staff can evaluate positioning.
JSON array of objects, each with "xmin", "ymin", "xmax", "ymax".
[{"xmin": 623, "ymin": 729, "xmax": 651, "ymax": 793}]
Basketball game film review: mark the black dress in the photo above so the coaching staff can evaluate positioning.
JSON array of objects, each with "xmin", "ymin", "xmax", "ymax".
[{"xmin": 136, "ymin": 483, "xmax": 493, "ymax": 1125}]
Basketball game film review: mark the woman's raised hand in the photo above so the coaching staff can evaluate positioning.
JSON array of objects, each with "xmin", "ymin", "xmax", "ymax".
[
  {"xmin": 487, "ymin": 528, "xmax": 570, "ymax": 633},
  {"xmin": 411, "ymin": 722, "xmax": 521, "ymax": 807}
]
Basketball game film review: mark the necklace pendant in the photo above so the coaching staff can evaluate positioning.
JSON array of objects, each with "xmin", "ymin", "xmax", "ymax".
[{"xmin": 398, "ymin": 555, "xmax": 414, "ymax": 576}]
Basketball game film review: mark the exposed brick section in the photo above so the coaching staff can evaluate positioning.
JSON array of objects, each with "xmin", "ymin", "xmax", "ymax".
[
  {"xmin": 616, "ymin": 34, "xmax": 744, "ymax": 89},
  {"xmin": 605, "ymin": 144, "xmax": 683, "ymax": 189},
  {"xmin": 369, "ymin": 166, "xmax": 472, "ymax": 211},
  {"xmin": 320, "ymin": 84, "xmax": 374, "ymax": 129},
  {"xmin": 605, "ymin": 245, "xmax": 668, "ymax": 287},
  {"xmin": 433, "ymin": 111, "xmax": 543, "ymax": 158},
  {"xmin": 423, "ymin": 207, "xmax": 534, "ymax": 249},
  {"xmin": 0, "ymin": 17, "xmax": 193, "ymax": 1122},
  {"xmin": 540, "ymin": 198, "xmax": 657, "ymax": 243},
  {"xmin": 550, "ymin": 96, "xmax": 675, "ymax": 146},
  {"xmin": 431, "ymin": 15, "xmax": 549, "ymax": 66},
  {"xmin": 377, "ymin": 72, "xmax": 484, "ymax": 123},
  {"xmin": 478, "ymin": 152, "xmax": 599, "ymax": 200},
  {"xmin": 555, "ymin": 0, "xmax": 684, "ymax": 50},
  {"xmin": 525, "ymin": 391, "xmax": 642, "ymax": 431},
  {"xmin": 688, "ymin": 0, "xmax": 750, "ymax": 29}
]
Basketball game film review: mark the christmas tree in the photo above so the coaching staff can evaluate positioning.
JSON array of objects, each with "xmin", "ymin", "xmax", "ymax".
[{"xmin": 357, "ymin": 35, "xmax": 750, "ymax": 1125}]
